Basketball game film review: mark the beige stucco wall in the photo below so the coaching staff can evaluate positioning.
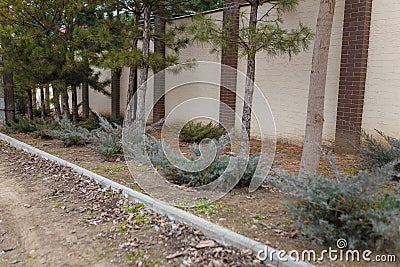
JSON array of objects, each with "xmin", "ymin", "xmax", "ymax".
[{"xmin": 362, "ymin": 0, "xmax": 400, "ymax": 138}]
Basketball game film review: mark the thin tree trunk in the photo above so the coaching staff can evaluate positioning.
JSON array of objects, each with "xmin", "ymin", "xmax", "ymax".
[
  {"xmin": 127, "ymin": 66, "xmax": 138, "ymax": 118},
  {"xmin": 3, "ymin": 72, "xmax": 15, "ymax": 123},
  {"xmin": 299, "ymin": 0, "xmax": 336, "ymax": 177},
  {"xmin": 82, "ymin": 82, "xmax": 89, "ymax": 119},
  {"xmin": 0, "ymin": 84, "xmax": 4, "ymax": 125},
  {"xmin": 111, "ymin": 68, "xmax": 122, "ymax": 119},
  {"xmin": 44, "ymin": 84, "xmax": 50, "ymax": 114},
  {"xmin": 71, "ymin": 85, "xmax": 78, "ymax": 122},
  {"xmin": 241, "ymin": 3, "xmax": 258, "ymax": 152},
  {"xmin": 40, "ymin": 87, "xmax": 46, "ymax": 119},
  {"xmin": 53, "ymin": 86, "xmax": 61, "ymax": 118},
  {"xmin": 32, "ymin": 89, "xmax": 37, "ymax": 112},
  {"xmin": 136, "ymin": 4, "xmax": 151, "ymax": 128},
  {"xmin": 61, "ymin": 84, "xmax": 70, "ymax": 119},
  {"xmin": 27, "ymin": 89, "xmax": 33, "ymax": 120}
]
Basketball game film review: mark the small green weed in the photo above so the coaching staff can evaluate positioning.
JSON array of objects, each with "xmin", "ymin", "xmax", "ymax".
[
  {"xmin": 125, "ymin": 203, "xmax": 144, "ymax": 213},
  {"xmin": 132, "ymin": 214, "xmax": 149, "ymax": 223},
  {"xmin": 92, "ymin": 164, "xmax": 125, "ymax": 173},
  {"xmin": 254, "ymin": 215, "xmax": 266, "ymax": 220}
]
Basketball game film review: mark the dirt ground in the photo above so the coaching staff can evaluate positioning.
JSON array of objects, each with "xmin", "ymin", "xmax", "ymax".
[
  {"xmin": 0, "ymin": 146, "xmax": 125, "ymax": 266},
  {"xmin": 0, "ymin": 141, "xmax": 265, "ymax": 267},
  {"xmin": 3, "ymin": 133, "xmax": 398, "ymax": 267}
]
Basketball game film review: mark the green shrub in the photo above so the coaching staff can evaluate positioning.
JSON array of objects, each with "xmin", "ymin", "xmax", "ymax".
[
  {"xmin": 77, "ymin": 116, "xmax": 100, "ymax": 131},
  {"xmin": 146, "ymin": 132, "xmax": 259, "ymax": 187},
  {"xmin": 179, "ymin": 121, "xmax": 226, "ymax": 143},
  {"xmin": 88, "ymin": 114, "xmax": 122, "ymax": 160},
  {"xmin": 7, "ymin": 117, "xmax": 37, "ymax": 133},
  {"xmin": 32, "ymin": 120, "xmax": 60, "ymax": 139},
  {"xmin": 273, "ymin": 160, "xmax": 400, "ymax": 252},
  {"xmin": 358, "ymin": 129, "xmax": 400, "ymax": 169},
  {"xmin": 48, "ymin": 117, "xmax": 91, "ymax": 146}
]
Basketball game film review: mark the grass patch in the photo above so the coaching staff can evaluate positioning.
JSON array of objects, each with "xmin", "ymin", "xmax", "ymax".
[{"xmin": 92, "ymin": 164, "xmax": 125, "ymax": 173}]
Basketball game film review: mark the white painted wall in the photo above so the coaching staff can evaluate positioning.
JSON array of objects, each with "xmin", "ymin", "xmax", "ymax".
[{"xmin": 363, "ymin": 0, "xmax": 400, "ymax": 139}]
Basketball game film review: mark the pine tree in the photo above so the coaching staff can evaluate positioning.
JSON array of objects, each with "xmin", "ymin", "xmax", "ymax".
[{"xmin": 189, "ymin": 0, "xmax": 313, "ymax": 149}]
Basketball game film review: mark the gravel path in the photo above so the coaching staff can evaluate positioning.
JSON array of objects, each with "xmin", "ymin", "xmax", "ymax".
[{"xmin": 0, "ymin": 141, "xmax": 264, "ymax": 267}]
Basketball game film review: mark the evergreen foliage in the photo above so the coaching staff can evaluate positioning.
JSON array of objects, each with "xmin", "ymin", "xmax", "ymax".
[
  {"xmin": 89, "ymin": 113, "xmax": 123, "ymax": 160},
  {"xmin": 358, "ymin": 129, "xmax": 400, "ymax": 169},
  {"xmin": 146, "ymin": 132, "xmax": 260, "ymax": 187},
  {"xmin": 48, "ymin": 117, "xmax": 91, "ymax": 146},
  {"xmin": 273, "ymin": 158, "xmax": 400, "ymax": 252},
  {"xmin": 179, "ymin": 121, "xmax": 226, "ymax": 143}
]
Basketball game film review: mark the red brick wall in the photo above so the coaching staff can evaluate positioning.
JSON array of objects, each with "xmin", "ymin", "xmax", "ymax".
[
  {"xmin": 219, "ymin": 0, "xmax": 240, "ymax": 129},
  {"xmin": 335, "ymin": 0, "xmax": 373, "ymax": 153},
  {"xmin": 153, "ymin": 16, "xmax": 166, "ymax": 123}
]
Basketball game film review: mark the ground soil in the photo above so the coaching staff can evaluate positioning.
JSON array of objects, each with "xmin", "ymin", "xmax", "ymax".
[
  {"xmin": 0, "ymin": 141, "xmax": 265, "ymax": 266},
  {"xmin": 3, "ymin": 133, "xmax": 398, "ymax": 267}
]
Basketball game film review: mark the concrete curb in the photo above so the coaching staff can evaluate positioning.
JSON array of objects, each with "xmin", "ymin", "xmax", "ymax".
[{"xmin": 0, "ymin": 133, "xmax": 313, "ymax": 267}]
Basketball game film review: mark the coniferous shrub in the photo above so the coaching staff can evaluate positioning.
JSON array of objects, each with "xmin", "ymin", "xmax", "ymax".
[
  {"xmin": 48, "ymin": 117, "xmax": 91, "ymax": 146},
  {"xmin": 179, "ymin": 121, "xmax": 226, "ymax": 143},
  {"xmin": 146, "ymin": 132, "xmax": 260, "ymax": 187},
  {"xmin": 7, "ymin": 117, "xmax": 37, "ymax": 133},
  {"xmin": 358, "ymin": 129, "xmax": 400, "ymax": 169},
  {"xmin": 88, "ymin": 114, "xmax": 122, "ymax": 160},
  {"xmin": 272, "ymin": 159, "xmax": 400, "ymax": 252},
  {"xmin": 32, "ymin": 120, "xmax": 60, "ymax": 139}
]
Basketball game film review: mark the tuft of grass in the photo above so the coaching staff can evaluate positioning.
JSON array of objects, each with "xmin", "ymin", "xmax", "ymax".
[
  {"xmin": 132, "ymin": 214, "xmax": 149, "ymax": 223},
  {"xmin": 126, "ymin": 248, "xmax": 161, "ymax": 266},
  {"xmin": 54, "ymin": 202, "xmax": 63, "ymax": 209},
  {"xmin": 254, "ymin": 215, "xmax": 266, "ymax": 220},
  {"xmin": 223, "ymin": 208, "xmax": 233, "ymax": 213},
  {"xmin": 92, "ymin": 164, "xmax": 125, "ymax": 173},
  {"xmin": 116, "ymin": 222, "xmax": 129, "ymax": 233}
]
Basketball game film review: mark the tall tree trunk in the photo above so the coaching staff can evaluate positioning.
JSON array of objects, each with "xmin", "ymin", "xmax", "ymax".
[
  {"xmin": 40, "ymin": 86, "xmax": 46, "ymax": 119},
  {"xmin": 82, "ymin": 82, "xmax": 89, "ymax": 119},
  {"xmin": 44, "ymin": 84, "xmax": 50, "ymax": 114},
  {"xmin": 32, "ymin": 89, "xmax": 37, "ymax": 112},
  {"xmin": 153, "ymin": 14, "xmax": 166, "ymax": 123},
  {"xmin": 111, "ymin": 68, "xmax": 122, "ymax": 119},
  {"xmin": 71, "ymin": 85, "xmax": 78, "ymax": 122},
  {"xmin": 53, "ymin": 86, "xmax": 61, "ymax": 118},
  {"xmin": 241, "ymin": 3, "xmax": 258, "ymax": 151},
  {"xmin": 136, "ymin": 4, "xmax": 151, "ymax": 128},
  {"xmin": 127, "ymin": 66, "xmax": 138, "ymax": 119},
  {"xmin": 0, "ymin": 84, "xmax": 4, "ymax": 125},
  {"xmin": 299, "ymin": 0, "xmax": 336, "ymax": 177},
  {"xmin": 127, "ymin": 9, "xmax": 140, "ymax": 109},
  {"xmin": 26, "ymin": 89, "xmax": 33, "ymax": 120},
  {"xmin": 61, "ymin": 84, "xmax": 70, "ymax": 119},
  {"xmin": 3, "ymin": 72, "xmax": 15, "ymax": 123}
]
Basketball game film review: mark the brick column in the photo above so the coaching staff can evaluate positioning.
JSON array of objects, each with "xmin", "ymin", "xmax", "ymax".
[
  {"xmin": 219, "ymin": 0, "xmax": 240, "ymax": 129},
  {"xmin": 153, "ymin": 15, "xmax": 166, "ymax": 123},
  {"xmin": 335, "ymin": 0, "xmax": 373, "ymax": 153}
]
